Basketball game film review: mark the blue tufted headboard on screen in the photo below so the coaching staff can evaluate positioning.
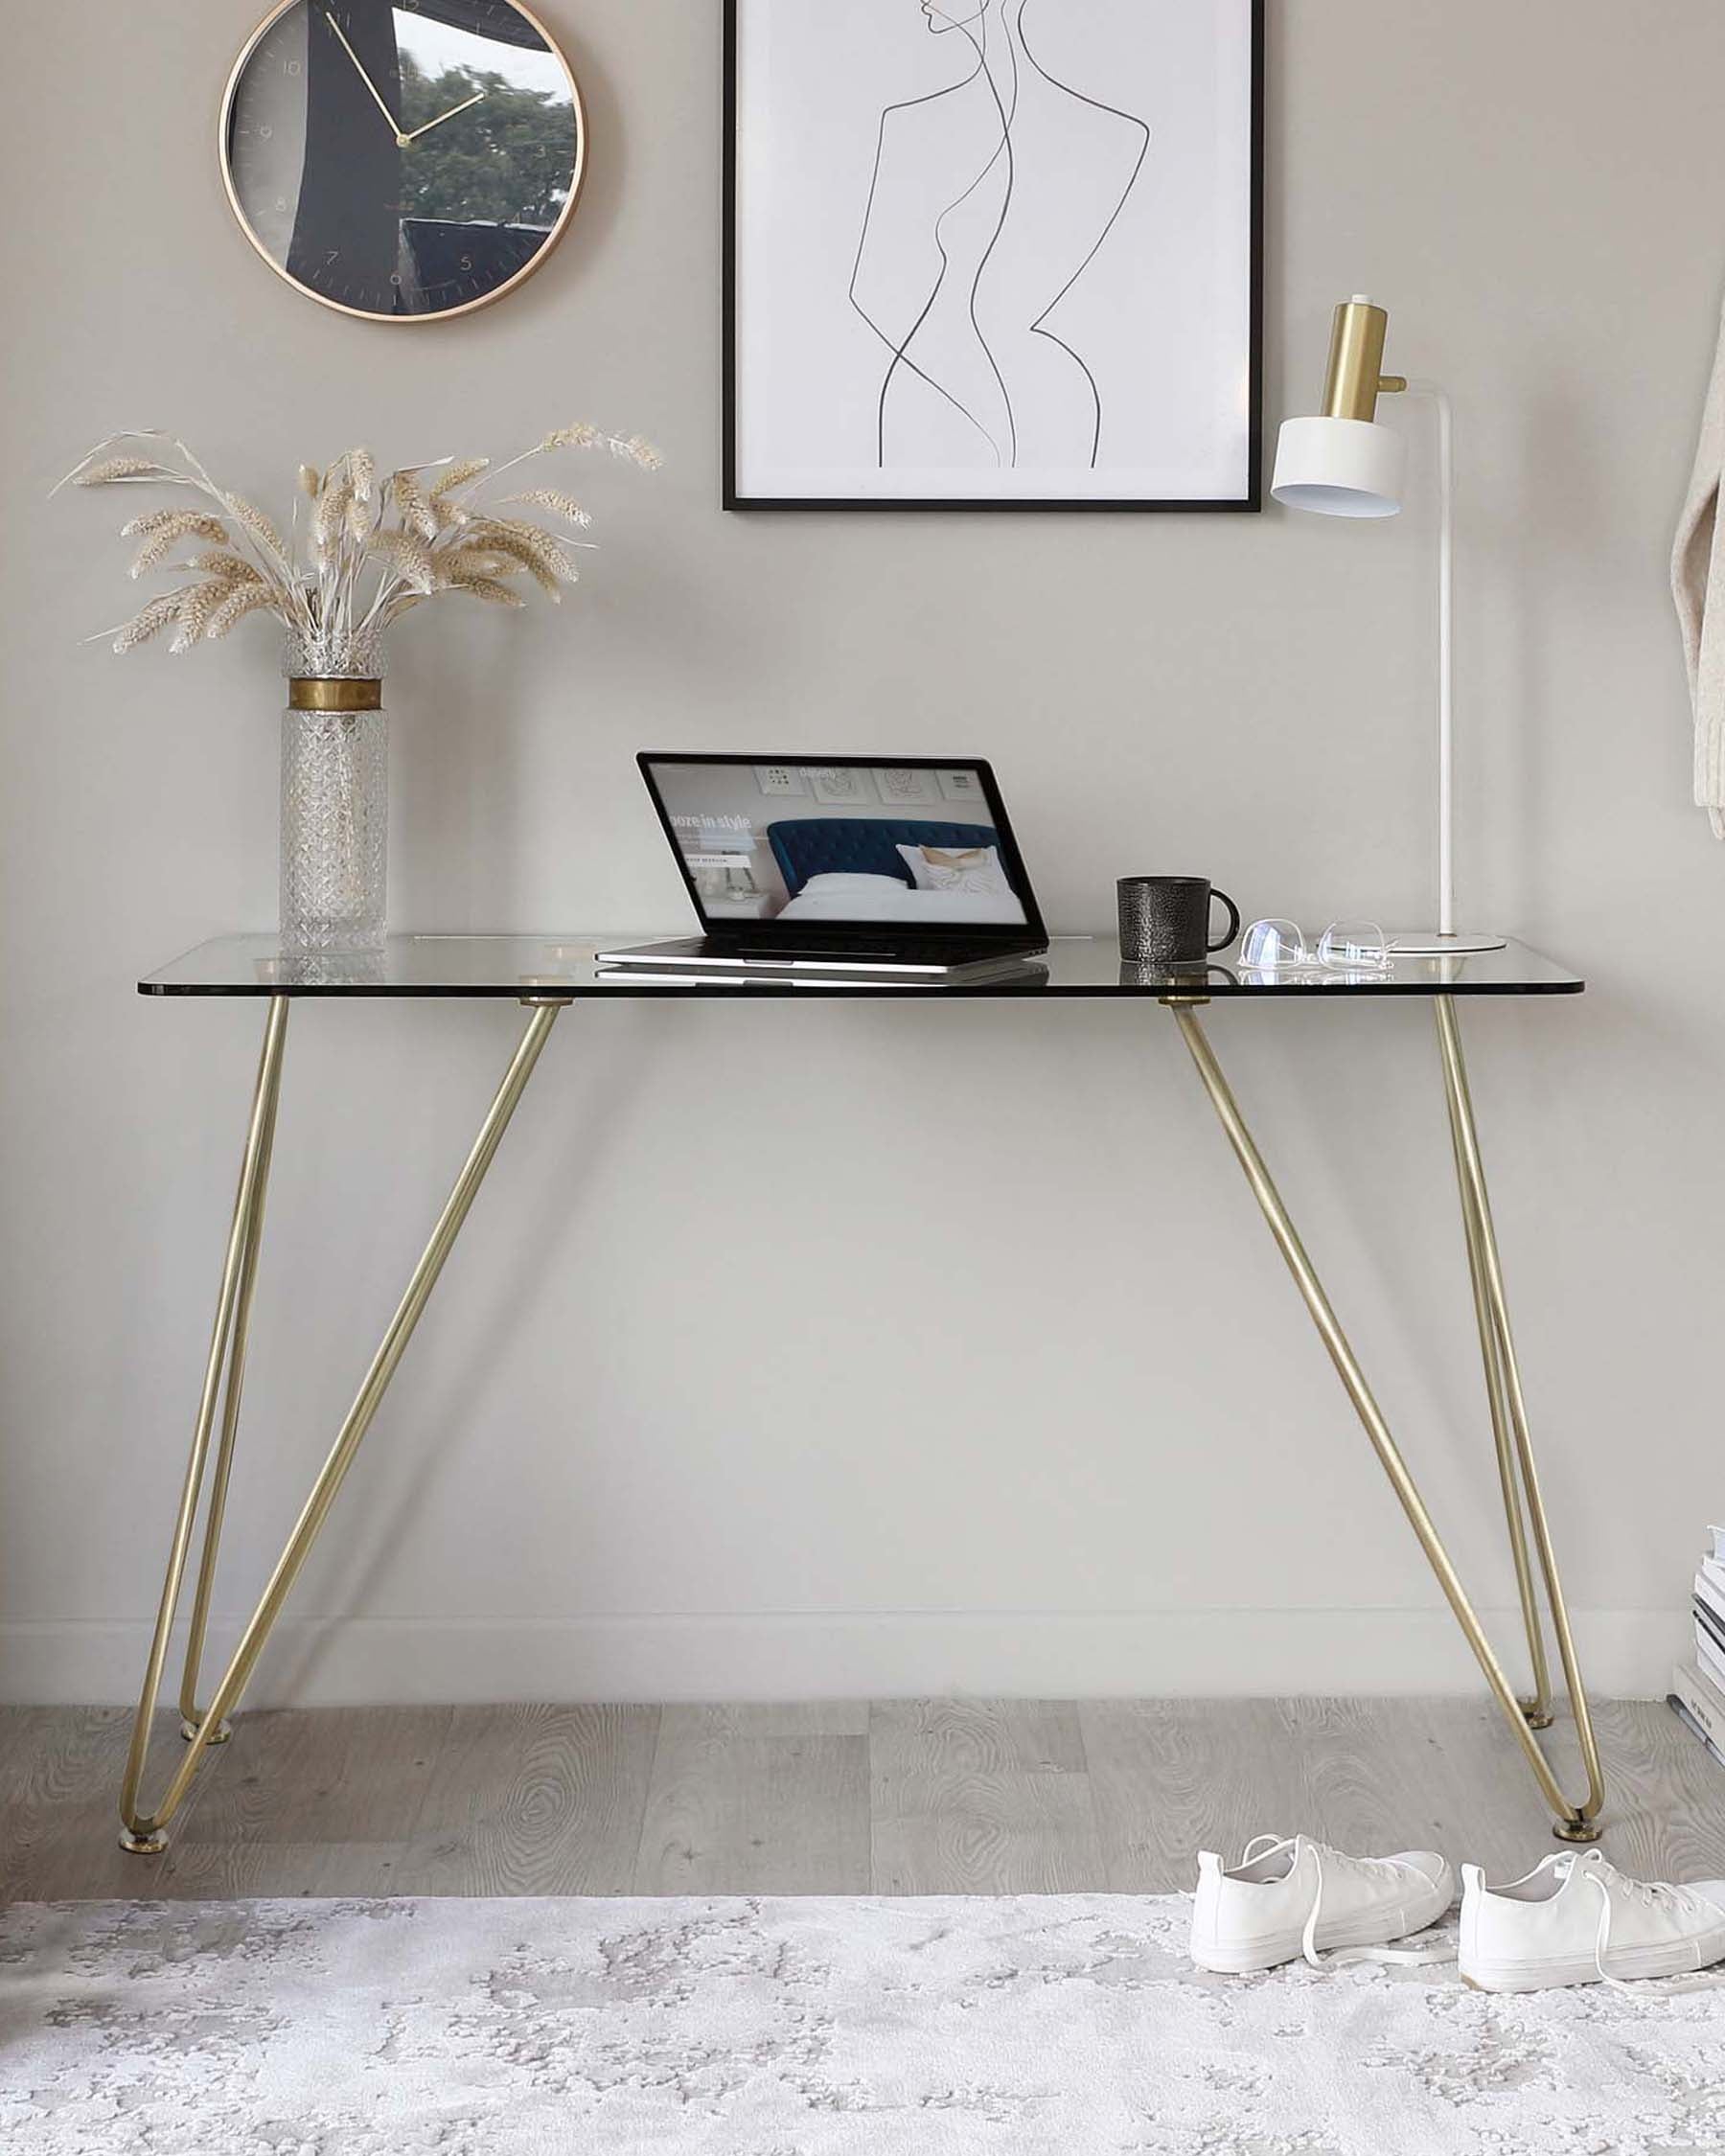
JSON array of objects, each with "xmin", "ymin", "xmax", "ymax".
[{"xmin": 767, "ymin": 819, "xmax": 1000, "ymax": 898}]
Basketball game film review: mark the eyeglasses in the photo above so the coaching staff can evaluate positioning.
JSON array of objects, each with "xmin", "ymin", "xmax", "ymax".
[{"xmin": 1238, "ymin": 918, "xmax": 1392, "ymax": 978}]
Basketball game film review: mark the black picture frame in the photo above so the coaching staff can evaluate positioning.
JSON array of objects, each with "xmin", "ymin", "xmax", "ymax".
[{"xmin": 723, "ymin": 0, "xmax": 1264, "ymax": 515}]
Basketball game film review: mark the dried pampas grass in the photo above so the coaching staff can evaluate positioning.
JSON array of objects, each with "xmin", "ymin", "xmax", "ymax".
[
  {"xmin": 206, "ymin": 585, "xmax": 278, "ymax": 640},
  {"xmin": 74, "ymin": 456, "xmax": 173, "ymax": 488},
  {"xmin": 121, "ymin": 508, "xmax": 229, "ymax": 544},
  {"xmin": 389, "ymin": 470, "xmax": 438, "ymax": 543},
  {"xmin": 108, "ymin": 592, "xmax": 185, "ymax": 653},
  {"xmin": 311, "ymin": 472, "xmax": 351, "ymax": 555},
  {"xmin": 60, "ymin": 421, "xmax": 659, "ymax": 660},
  {"xmin": 506, "ymin": 488, "xmax": 593, "ymax": 529},
  {"xmin": 128, "ymin": 516, "xmax": 234, "ymax": 580},
  {"xmin": 171, "ymin": 579, "xmax": 240, "ymax": 653},
  {"xmin": 440, "ymin": 569, "xmax": 526, "ymax": 608},
  {"xmin": 431, "ymin": 458, "xmax": 490, "ymax": 497},
  {"xmin": 461, "ymin": 519, "xmax": 579, "ymax": 599},
  {"xmin": 222, "ymin": 493, "xmax": 294, "ymax": 576},
  {"xmin": 186, "ymin": 552, "xmax": 260, "ymax": 584},
  {"xmin": 367, "ymin": 528, "xmax": 438, "ymax": 595}
]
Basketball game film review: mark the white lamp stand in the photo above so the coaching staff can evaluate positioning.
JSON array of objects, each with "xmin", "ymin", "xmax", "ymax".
[{"xmin": 1272, "ymin": 297, "xmax": 1506, "ymax": 956}]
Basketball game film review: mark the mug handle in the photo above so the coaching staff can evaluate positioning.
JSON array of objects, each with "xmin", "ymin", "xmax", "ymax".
[{"xmin": 1208, "ymin": 888, "xmax": 1242, "ymax": 952}]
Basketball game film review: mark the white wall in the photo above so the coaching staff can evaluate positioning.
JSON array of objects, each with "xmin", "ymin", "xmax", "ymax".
[{"xmin": 1, "ymin": 0, "xmax": 1719, "ymax": 1705}]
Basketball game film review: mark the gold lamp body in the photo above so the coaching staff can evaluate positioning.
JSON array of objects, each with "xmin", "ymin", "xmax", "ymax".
[{"xmin": 1321, "ymin": 299, "xmax": 1407, "ymax": 423}]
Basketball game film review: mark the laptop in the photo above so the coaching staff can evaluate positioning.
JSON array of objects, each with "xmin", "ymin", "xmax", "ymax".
[{"xmin": 600, "ymin": 754, "xmax": 1048, "ymax": 979}]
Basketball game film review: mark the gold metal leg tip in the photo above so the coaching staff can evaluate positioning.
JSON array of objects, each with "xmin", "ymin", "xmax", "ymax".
[
  {"xmin": 1521, "ymin": 1704, "xmax": 1556, "ymax": 1731},
  {"xmin": 119, "ymin": 1826, "xmax": 168, "ymax": 1856},
  {"xmin": 1552, "ymin": 1815, "xmax": 1603, "ymax": 1845},
  {"xmin": 180, "ymin": 1717, "xmax": 232, "ymax": 1745}
]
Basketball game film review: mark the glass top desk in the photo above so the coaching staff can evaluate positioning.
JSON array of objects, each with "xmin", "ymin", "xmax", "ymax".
[
  {"xmin": 141, "ymin": 930, "xmax": 1582, "ymax": 998},
  {"xmin": 118, "ymin": 932, "xmax": 1602, "ymax": 1856}
]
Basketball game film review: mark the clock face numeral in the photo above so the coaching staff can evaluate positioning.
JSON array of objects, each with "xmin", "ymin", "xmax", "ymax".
[{"xmin": 221, "ymin": 0, "xmax": 584, "ymax": 320}]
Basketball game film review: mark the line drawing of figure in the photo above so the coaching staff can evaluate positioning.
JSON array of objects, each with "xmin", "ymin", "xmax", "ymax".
[{"xmin": 848, "ymin": 0, "xmax": 1151, "ymax": 473}]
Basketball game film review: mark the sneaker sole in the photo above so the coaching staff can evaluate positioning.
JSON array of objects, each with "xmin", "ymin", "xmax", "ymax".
[
  {"xmin": 1191, "ymin": 1867, "xmax": 1456, "ymax": 1975},
  {"xmin": 1459, "ymin": 1919, "xmax": 1725, "ymax": 1993}
]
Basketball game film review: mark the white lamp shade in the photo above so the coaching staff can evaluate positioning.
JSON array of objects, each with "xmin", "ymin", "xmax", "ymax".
[{"xmin": 1271, "ymin": 415, "xmax": 1405, "ymax": 517}]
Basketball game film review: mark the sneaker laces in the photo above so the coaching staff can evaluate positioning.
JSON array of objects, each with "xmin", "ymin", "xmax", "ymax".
[
  {"xmin": 1574, "ymin": 1853, "xmax": 1725, "ymax": 1996},
  {"xmin": 1240, "ymin": 1835, "xmax": 1452, "ymax": 1972}
]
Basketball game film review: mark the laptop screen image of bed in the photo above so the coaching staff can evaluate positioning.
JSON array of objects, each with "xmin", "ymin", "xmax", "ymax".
[{"xmin": 609, "ymin": 754, "xmax": 1048, "ymax": 975}]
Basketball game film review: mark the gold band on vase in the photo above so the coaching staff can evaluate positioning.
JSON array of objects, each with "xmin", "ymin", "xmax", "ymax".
[{"xmin": 288, "ymin": 677, "xmax": 382, "ymax": 712}]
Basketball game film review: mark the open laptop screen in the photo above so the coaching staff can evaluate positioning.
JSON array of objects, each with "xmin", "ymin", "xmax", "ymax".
[{"xmin": 638, "ymin": 755, "xmax": 1043, "ymax": 938}]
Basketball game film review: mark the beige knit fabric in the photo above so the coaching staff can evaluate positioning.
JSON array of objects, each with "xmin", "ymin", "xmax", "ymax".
[{"xmin": 1672, "ymin": 295, "xmax": 1725, "ymax": 838}]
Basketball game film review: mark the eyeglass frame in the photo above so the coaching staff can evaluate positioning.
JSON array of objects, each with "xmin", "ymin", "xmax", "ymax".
[{"xmin": 1237, "ymin": 917, "xmax": 1392, "ymax": 980}]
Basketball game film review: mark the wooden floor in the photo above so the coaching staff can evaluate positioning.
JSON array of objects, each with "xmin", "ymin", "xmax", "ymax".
[{"xmin": 4, "ymin": 1698, "xmax": 1719, "ymax": 1903}]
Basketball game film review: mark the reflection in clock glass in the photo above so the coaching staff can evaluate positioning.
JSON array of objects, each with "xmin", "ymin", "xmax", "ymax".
[{"xmin": 225, "ymin": 0, "xmax": 580, "ymax": 318}]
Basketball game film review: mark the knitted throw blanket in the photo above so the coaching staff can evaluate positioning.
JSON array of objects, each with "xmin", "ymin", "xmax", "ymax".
[{"xmin": 1673, "ymin": 293, "xmax": 1725, "ymax": 838}]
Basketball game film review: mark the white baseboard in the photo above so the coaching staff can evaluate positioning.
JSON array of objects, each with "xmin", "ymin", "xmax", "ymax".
[{"xmin": 0, "ymin": 1606, "xmax": 1686, "ymax": 1706}]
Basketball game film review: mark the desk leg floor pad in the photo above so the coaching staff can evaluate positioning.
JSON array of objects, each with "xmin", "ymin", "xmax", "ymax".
[{"xmin": 5, "ymin": 1895, "xmax": 1720, "ymax": 2155}]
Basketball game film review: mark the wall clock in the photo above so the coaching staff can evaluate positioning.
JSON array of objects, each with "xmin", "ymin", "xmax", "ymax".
[{"xmin": 221, "ymin": 0, "xmax": 586, "ymax": 322}]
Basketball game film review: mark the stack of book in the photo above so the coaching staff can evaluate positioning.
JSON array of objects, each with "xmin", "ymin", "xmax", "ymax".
[{"xmin": 1669, "ymin": 1524, "xmax": 1725, "ymax": 1768}]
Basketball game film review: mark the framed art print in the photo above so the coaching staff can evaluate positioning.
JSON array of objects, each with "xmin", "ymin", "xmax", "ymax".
[
  {"xmin": 875, "ymin": 765, "xmax": 937, "ymax": 804},
  {"xmin": 724, "ymin": 0, "xmax": 1262, "ymax": 512}
]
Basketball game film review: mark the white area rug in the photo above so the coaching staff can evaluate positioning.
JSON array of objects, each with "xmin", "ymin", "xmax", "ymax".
[{"xmin": 3, "ymin": 1894, "xmax": 1723, "ymax": 2154}]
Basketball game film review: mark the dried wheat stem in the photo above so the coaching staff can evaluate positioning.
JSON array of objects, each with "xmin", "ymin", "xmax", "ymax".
[
  {"xmin": 431, "ymin": 457, "xmax": 489, "ymax": 497},
  {"xmin": 170, "ymin": 579, "xmax": 241, "ymax": 652},
  {"xmin": 504, "ymin": 488, "xmax": 593, "ymax": 528},
  {"xmin": 65, "ymin": 420, "xmax": 654, "ymax": 658},
  {"xmin": 109, "ymin": 592, "xmax": 187, "ymax": 653},
  {"xmin": 122, "ymin": 508, "xmax": 229, "ymax": 542},
  {"xmin": 389, "ymin": 469, "xmax": 439, "ymax": 542},
  {"xmin": 206, "ymin": 585, "xmax": 278, "ymax": 640},
  {"xmin": 129, "ymin": 514, "xmax": 232, "ymax": 578},
  {"xmin": 439, "ymin": 569, "xmax": 526, "ymax": 608}
]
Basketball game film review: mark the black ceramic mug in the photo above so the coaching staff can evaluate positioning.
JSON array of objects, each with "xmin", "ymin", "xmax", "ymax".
[{"xmin": 1116, "ymin": 876, "xmax": 1242, "ymax": 968}]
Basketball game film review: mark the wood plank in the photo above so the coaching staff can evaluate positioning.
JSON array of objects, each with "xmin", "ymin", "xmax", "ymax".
[
  {"xmin": 7, "ymin": 1697, "xmax": 1723, "ymax": 1903},
  {"xmin": 870, "ymin": 1699, "xmax": 1104, "ymax": 1893},
  {"xmin": 0, "ymin": 1705, "xmax": 263, "ymax": 1900},
  {"xmin": 396, "ymin": 1704, "xmax": 659, "ymax": 1895},
  {"xmin": 155, "ymin": 1705, "xmax": 451, "ymax": 1898},
  {"xmin": 1079, "ymin": 1697, "xmax": 1301, "ymax": 1893},
  {"xmin": 175, "ymin": 1706, "xmax": 450, "ymax": 1844},
  {"xmin": 1581, "ymin": 1698, "xmax": 1725, "ymax": 1883},
  {"xmin": 1263, "ymin": 1695, "xmax": 1542, "ymax": 1882},
  {"xmin": 633, "ymin": 1703, "xmax": 869, "ymax": 1895}
]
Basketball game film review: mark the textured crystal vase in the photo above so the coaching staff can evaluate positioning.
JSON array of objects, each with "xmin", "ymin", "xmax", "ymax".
[{"xmin": 280, "ymin": 631, "xmax": 387, "ymax": 952}]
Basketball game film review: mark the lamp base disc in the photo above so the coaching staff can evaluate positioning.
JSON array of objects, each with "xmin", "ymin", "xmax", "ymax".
[{"xmin": 1386, "ymin": 929, "xmax": 1509, "ymax": 956}]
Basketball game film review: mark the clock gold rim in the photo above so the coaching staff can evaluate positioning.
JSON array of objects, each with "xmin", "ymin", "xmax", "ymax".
[{"xmin": 218, "ymin": 0, "xmax": 589, "ymax": 325}]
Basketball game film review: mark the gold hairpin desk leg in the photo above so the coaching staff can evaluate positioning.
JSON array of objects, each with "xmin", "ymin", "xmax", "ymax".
[
  {"xmin": 1164, "ymin": 995, "xmax": 1603, "ymax": 1845},
  {"xmin": 119, "ymin": 995, "xmax": 565, "ymax": 1855},
  {"xmin": 1433, "ymin": 994, "xmax": 1604, "ymax": 1835}
]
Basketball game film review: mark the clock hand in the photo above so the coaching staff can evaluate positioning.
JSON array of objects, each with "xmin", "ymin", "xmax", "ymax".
[
  {"xmin": 322, "ymin": 11, "xmax": 406, "ymax": 143},
  {"xmin": 402, "ymin": 89, "xmax": 489, "ymax": 142}
]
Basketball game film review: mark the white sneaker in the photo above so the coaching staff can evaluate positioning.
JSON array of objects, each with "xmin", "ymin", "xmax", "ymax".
[
  {"xmin": 1190, "ymin": 1832, "xmax": 1456, "ymax": 1974},
  {"xmin": 1459, "ymin": 1849, "xmax": 1725, "ymax": 1993}
]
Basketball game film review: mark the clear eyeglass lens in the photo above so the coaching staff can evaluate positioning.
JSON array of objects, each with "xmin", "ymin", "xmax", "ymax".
[
  {"xmin": 1239, "ymin": 918, "xmax": 1310, "ymax": 971},
  {"xmin": 1317, "ymin": 920, "xmax": 1390, "ymax": 970}
]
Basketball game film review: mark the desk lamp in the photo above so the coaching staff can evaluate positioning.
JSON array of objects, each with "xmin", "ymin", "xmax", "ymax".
[{"xmin": 1273, "ymin": 298, "xmax": 1505, "ymax": 955}]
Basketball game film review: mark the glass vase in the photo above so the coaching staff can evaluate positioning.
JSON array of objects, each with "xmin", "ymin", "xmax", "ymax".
[{"xmin": 280, "ymin": 631, "xmax": 387, "ymax": 952}]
